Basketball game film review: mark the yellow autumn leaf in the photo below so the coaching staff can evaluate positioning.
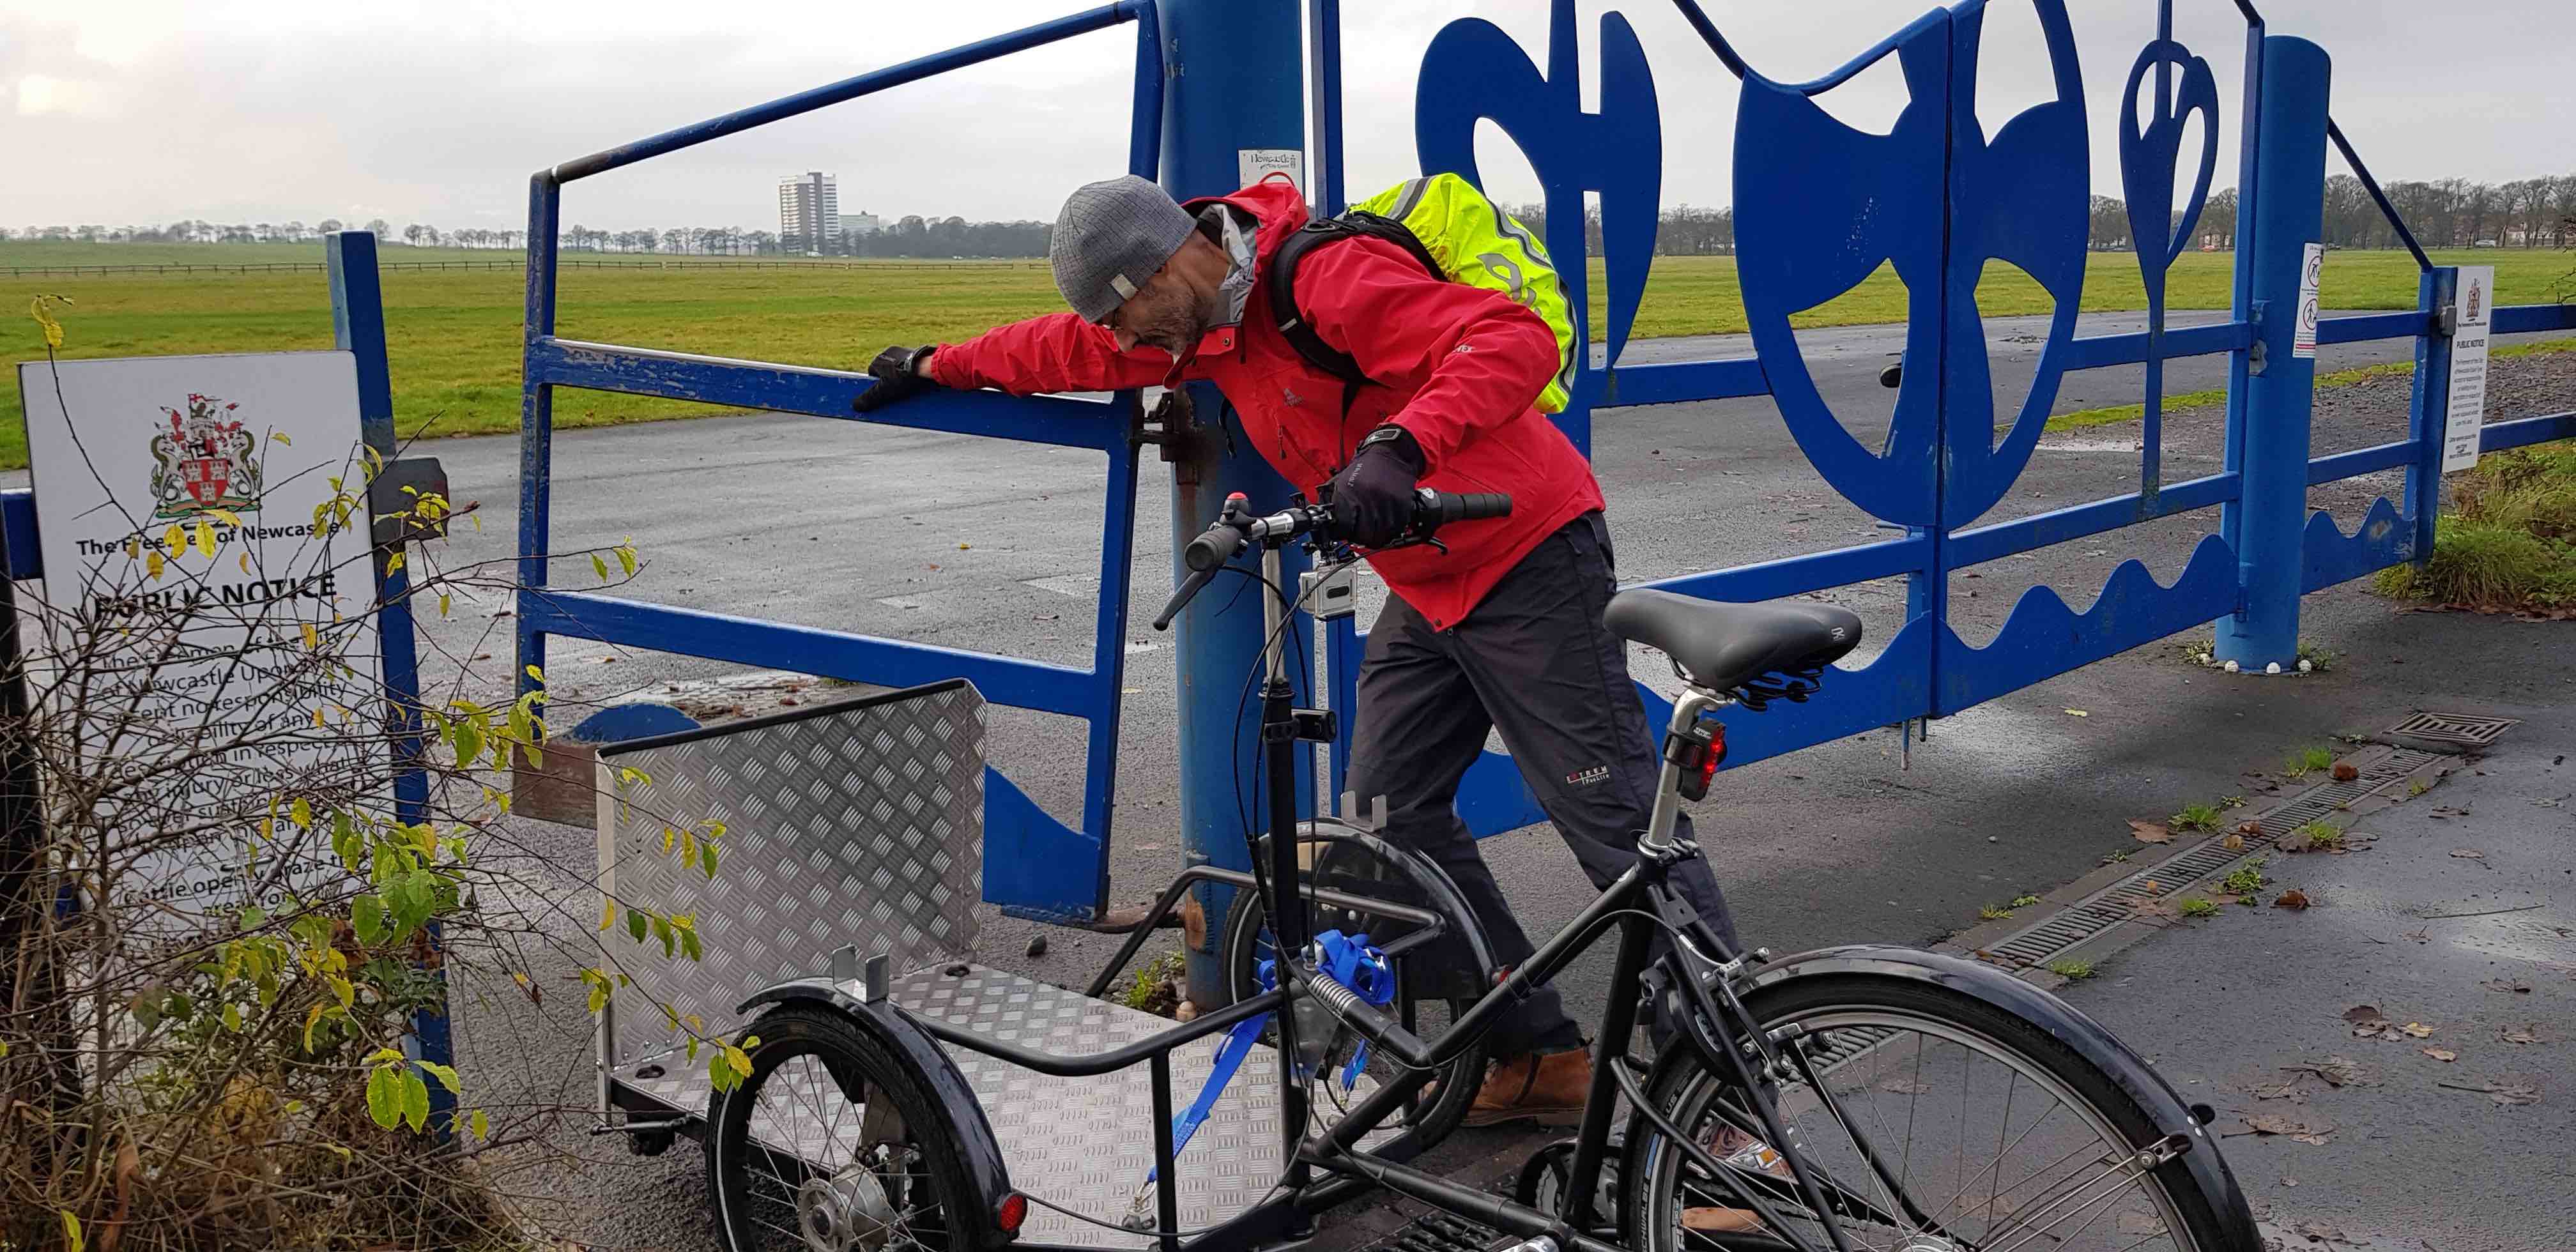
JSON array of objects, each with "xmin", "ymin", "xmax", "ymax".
[
  {"xmin": 163, "ymin": 523, "xmax": 184, "ymax": 554},
  {"xmin": 598, "ymin": 899, "xmax": 615, "ymax": 931},
  {"xmin": 302, "ymin": 623, "xmax": 319, "ymax": 650},
  {"xmin": 207, "ymin": 507, "xmax": 243, "ymax": 528},
  {"xmin": 193, "ymin": 520, "xmax": 215, "ymax": 556},
  {"xmin": 146, "ymin": 550, "xmax": 164, "ymax": 580},
  {"xmin": 270, "ymin": 431, "xmax": 292, "ymax": 445},
  {"xmin": 438, "ymin": 592, "xmax": 451, "ymax": 618},
  {"xmin": 239, "ymin": 552, "xmax": 254, "ymax": 574},
  {"xmin": 385, "ymin": 551, "xmax": 405, "ymax": 574},
  {"xmin": 29, "ymin": 294, "xmax": 71, "ymax": 350}
]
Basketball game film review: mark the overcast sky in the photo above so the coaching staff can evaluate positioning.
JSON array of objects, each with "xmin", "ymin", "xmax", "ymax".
[{"xmin": 6, "ymin": 1, "xmax": 2571, "ymax": 233}]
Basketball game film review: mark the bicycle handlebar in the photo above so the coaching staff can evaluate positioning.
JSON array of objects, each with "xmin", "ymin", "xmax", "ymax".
[{"xmin": 1153, "ymin": 489, "xmax": 1512, "ymax": 630}]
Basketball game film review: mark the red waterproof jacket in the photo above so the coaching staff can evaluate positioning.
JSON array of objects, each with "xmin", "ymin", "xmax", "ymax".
[{"xmin": 924, "ymin": 179, "xmax": 1604, "ymax": 631}]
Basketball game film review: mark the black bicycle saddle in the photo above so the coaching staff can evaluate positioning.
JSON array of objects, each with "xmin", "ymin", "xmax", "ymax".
[{"xmin": 1602, "ymin": 590, "xmax": 1863, "ymax": 693}]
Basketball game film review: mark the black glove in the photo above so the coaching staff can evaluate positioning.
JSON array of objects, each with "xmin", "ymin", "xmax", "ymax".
[
  {"xmin": 1329, "ymin": 425, "xmax": 1425, "ymax": 548},
  {"xmin": 852, "ymin": 345, "xmax": 942, "ymax": 413}
]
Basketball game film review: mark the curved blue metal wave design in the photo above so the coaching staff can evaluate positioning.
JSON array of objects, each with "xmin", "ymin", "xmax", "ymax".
[
  {"xmin": 1632, "ymin": 615, "xmax": 1940, "ymax": 768},
  {"xmin": 2301, "ymin": 496, "xmax": 2412, "ymax": 593},
  {"xmin": 1938, "ymin": 532, "xmax": 2241, "ymax": 710},
  {"xmin": 1415, "ymin": 0, "xmax": 1662, "ymax": 420}
]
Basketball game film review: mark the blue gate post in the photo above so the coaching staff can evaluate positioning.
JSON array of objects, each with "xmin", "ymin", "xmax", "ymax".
[
  {"xmin": 1159, "ymin": 0, "xmax": 1314, "ymax": 1010},
  {"xmin": 324, "ymin": 230, "xmax": 452, "ymax": 1133},
  {"xmin": 2215, "ymin": 36, "xmax": 2331, "ymax": 672}
]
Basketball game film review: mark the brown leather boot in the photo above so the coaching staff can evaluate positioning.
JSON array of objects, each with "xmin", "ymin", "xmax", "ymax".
[{"xmin": 1460, "ymin": 1050, "xmax": 1591, "ymax": 1127}]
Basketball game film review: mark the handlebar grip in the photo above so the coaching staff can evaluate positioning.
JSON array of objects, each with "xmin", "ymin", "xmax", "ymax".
[
  {"xmin": 1184, "ymin": 526, "xmax": 1246, "ymax": 573},
  {"xmin": 1411, "ymin": 491, "xmax": 1514, "ymax": 530}
]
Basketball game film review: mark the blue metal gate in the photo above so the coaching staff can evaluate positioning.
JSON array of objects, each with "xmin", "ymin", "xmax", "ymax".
[{"xmin": 514, "ymin": 0, "xmax": 2576, "ymax": 917}]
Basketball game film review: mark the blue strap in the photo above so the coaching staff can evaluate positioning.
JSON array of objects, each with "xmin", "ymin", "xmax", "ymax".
[{"xmin": 1146, "ymin": 929, "xmax": 1397, "ymax": 1182}]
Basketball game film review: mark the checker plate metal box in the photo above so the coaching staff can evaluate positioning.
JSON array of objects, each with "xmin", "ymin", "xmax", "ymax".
[{"xmin": 594, "ymin": 679, "xmax": 984, "ymax": 1072}]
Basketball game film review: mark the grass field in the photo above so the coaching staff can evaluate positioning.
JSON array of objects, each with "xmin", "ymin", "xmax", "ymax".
[{"xmin": 8, "ymin": 241, "xmax": 2571, "ymax": 470}]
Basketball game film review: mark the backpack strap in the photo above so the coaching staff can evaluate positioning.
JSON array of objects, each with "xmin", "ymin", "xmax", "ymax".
[{"xmin": 1267, "ymin": 211, "xmax": 1445, "ymax": 419}]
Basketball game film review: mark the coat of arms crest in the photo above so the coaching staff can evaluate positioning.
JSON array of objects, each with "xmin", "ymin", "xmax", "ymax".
[
  {"xmin": 2465, "ymin": 278, "xmax": 2483, "ymax": 324},
  {"xmin": 150, "ymin": 394, "xmax": 262, "ymax": 519}
]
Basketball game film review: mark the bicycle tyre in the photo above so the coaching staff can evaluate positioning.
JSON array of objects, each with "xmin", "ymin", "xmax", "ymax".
[
  {"xmin": 705, "ymin": 1004, "xmax": 979, "ymax": 1252},
  {"xmin": 1621, "ymin": 973, "xmax": 2250, "ymax": 1252},
  {"xmin": 1210, "ymin": 824, "xmax": 1490, "ymax": 1159}
]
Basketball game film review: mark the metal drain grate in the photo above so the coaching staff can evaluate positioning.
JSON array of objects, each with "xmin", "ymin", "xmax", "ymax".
[
  {"xmin": 2387, "ymin": 712, "xmax": 2518, "ymax": 748},
  {"xmin": 1363, "ymin": 1209, "xmax": 1502, "ymax": 1252},
  {"xmin": 1982, "ymin": 747, "xmax": 2439, "ymax": 969}
]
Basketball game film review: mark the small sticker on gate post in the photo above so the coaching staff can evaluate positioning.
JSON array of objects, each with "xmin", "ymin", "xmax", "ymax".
[
  {"xmin": 2442, "ymin": 265, "xmax": 2495, "ymax": 475},
  {"xmin": 1238, "ymin": 148, "xmax": 1304, "ymax": 190},
  {"xmin": 2292, "ymin": 242, "xmax": 2323, "ymax": 359}
]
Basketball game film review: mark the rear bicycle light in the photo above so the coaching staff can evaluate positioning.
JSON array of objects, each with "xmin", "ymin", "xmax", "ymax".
[
  {"xmin": 997, "ymin": 1191, "xmax": 1028, "ymax": 1235},
  {"xmin": 1675, "ymin": 721, "xmax": 1726, "ymax": 802}
]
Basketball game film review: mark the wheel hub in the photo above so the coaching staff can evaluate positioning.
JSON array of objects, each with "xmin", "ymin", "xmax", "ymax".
[
  {"xmin": 1895, "ymin": 1238, "xmax": 1960, "ymax": 1252},
  {"xmin": 796, "ymin": 1163, "xmax": 898, "ymax": 1252}
]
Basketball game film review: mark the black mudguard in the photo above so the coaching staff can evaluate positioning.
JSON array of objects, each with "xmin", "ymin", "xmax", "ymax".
[
  {"xmin": 1623, "ymin": 945, "xmax": 2260, "ymax": 1250},
  {"xmin": 735, "ymin": 979, "xmax": 1020, "ymax": 1248}
]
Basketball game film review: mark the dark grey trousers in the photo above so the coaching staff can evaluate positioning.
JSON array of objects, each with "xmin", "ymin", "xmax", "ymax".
[{"xmin": 1345, "ymin": 511, "xmax": 1738, "ymax": 1057}]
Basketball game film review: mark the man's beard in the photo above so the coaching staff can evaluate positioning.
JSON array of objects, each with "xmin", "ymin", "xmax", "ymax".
[{"xmin": 1133, "ymin": 300, "xmax": 1206, "ymax": 358}]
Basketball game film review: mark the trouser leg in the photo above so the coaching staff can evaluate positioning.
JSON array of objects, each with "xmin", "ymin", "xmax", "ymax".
[
  {"xmin": 1446, "ymin": 512, "xmax": 1742, "ymax": 968},
  {"xmin": 1345, "ymin": 589, "xmax": 1586, "ymax": 1058}
]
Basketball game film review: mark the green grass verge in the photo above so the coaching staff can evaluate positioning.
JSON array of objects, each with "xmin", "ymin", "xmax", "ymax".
[
  {"xmin": 2376, "ymin": 438, "xmax": 2576, "ymax": 611},
  {"xmin": 8, "ymin": 243, "xmax": 2573, "ymax": 471}
]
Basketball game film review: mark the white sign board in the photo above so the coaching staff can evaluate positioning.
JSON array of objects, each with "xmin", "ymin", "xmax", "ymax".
[
  {"xmin": 2292, "ymin": 242, "xmax": 2323, "ymax": 359},
  {"xmin": 1238, "ymin": 148, "xmax": 1305, "ymax": 192},
  {"xmin": 15, "ymin": 353, "xmax": 385, "ymax": 926},
  {"xmin": 2441, "ymin": 266, "xmax": 2496, "ymax": 475}
]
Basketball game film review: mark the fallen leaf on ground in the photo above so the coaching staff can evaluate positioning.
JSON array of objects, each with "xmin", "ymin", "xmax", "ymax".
[
  {"xmin": 2233, "ymin": 1113, "xmax": 2334, "ymax": 1140},
  {"xmin": 2331, "ymin": 762, "xmax": 2359, "ymax": 781},
  {"xmin": 2501, "ymin": 1024, "xmax": 2542, "ymax": 1045},
  {"xmin": 2280, "ymin": 1175, "xmax": 2299, "ymax": 1187},
  {"xmin": 1880, "ymin": 1079, "xmax": 1931, "ymax": 1095},
  {"xmin": 2422, "ymin": 1047, "xmax": 2458, "ymax": 1062},
  {"xmin": 2250, "ymin": 1079, "xmax": 2306, "ymax": 1100},
  {"xmin": 2292, "ymin": 1221, "xmax": 2361, "ymax": 1246},
  {"xmin": 2403, "ymin": 928, "xmax": 2430, "ymax": 943},
  {"xmin": 2342, "ymin": 1004, "xmax": 2384, "ymax": 1023},
  {"xmin": 2273, "ymin": 889, "xmax": 2313, "ymax": 910},
  {"xmin": 2480, "ymin": 979, "xmax": 2533, "ymax": 995},
  {"xmin": 2450, "ymin": 848, "xmax": 2486, "ymax": 859},
  {"xmin": 2235, "ymin": 820, "xmax": 2264, "ymax": 836},
  {"xmin": 2064, "ymin": 708, "xmax": 2089, "ymax": 717},
  {"xmin": 2129, "ymin": 820, "xmax": 2171, "ymax": 843},
  {"xmin": 2221, "ymin": 833, "xmax": 2246, "ymax": 850},
  {"xmin": 2400, "ymin": 1022, "xmax": 2435, "ymax": 1038},
  {"xmin": 2439, "ymin": 1080, "xmax": 2540, "ymax": 1106},
  {"xmin": 2116, "ymin": 1212, "xmax": 2165, "ymax": 1235}
]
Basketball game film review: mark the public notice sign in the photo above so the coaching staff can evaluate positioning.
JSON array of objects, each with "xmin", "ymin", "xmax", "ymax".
[
  {"xmin": 2292, "ymin": 242, "xmax": 2323, "ymax": 360},
  {"xmin": 14, "ymin": 352, "xmax": 386, "ymax": 928},
  {"xmin": 2441, "ymin": 266, "xmax": 2495, "ymax": 475}
]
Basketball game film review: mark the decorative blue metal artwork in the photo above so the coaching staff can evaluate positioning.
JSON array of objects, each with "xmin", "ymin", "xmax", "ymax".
[
  {"xmin": 1413, "ymin": 2, "xmax": 1662, "ymax": 452},
  {"xmin": 2118, "ymin": 10, "xmax": 2221, "ymax": 503}
]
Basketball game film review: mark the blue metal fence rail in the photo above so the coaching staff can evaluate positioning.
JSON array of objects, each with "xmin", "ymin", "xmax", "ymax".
[{"xmin": 514, "ymin": 3, "xmax": 1164, "ymax": 923}]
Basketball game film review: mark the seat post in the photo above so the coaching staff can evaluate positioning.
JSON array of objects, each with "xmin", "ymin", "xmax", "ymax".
[{"xmin": 1641, "ymin": 686, "xmax": 1728, "ymax": 851}]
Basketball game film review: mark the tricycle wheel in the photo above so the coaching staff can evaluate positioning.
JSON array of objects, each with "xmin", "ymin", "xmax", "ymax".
[{"xmin": 705, "ymin": 1004, "xmax": 976, "ymax": 1252}]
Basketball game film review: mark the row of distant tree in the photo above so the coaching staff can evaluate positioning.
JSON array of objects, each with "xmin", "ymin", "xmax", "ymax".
[{"xmin": 14, "ymin": 174, "xmax": 2575, "ymax": 259}]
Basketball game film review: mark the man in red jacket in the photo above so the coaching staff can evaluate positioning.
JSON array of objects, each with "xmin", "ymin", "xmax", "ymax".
[{"xmin": 856, "ymin": 174, "xmax": 1738, "ymax": 1127}]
